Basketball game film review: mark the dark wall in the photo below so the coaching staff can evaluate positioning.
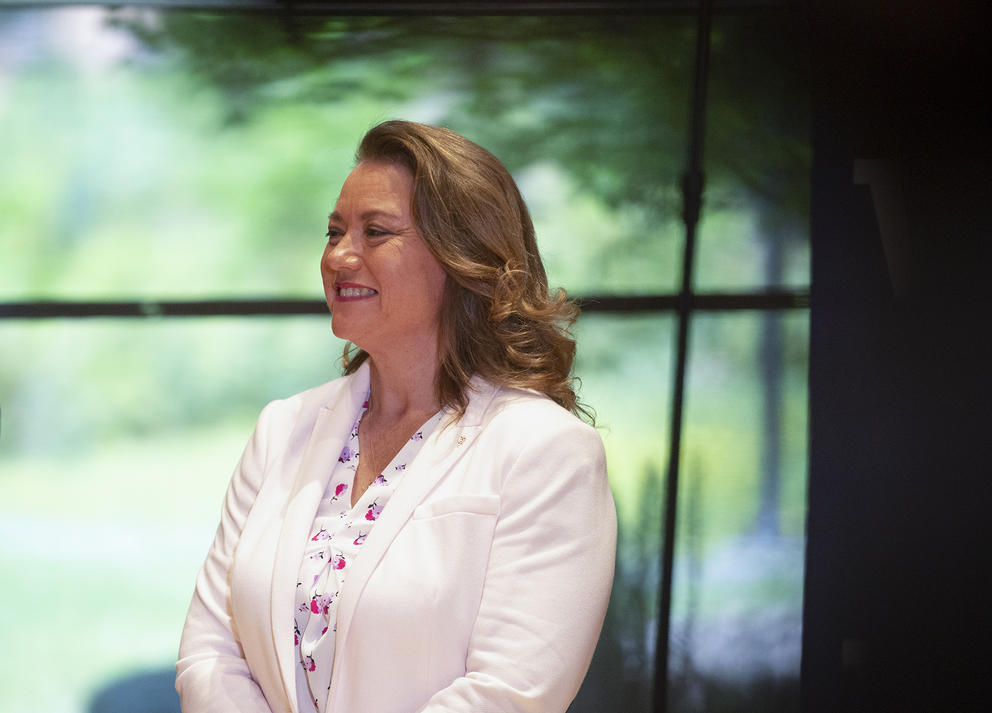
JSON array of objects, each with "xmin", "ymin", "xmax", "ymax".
[{"xmin": 802, "ymin": 2, "xmax": 991, "ymax": 712}]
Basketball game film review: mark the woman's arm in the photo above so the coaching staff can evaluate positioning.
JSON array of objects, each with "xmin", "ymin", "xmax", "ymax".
[
  {"xmin": 417, "ymin": 415, "xmax": 617, "ymax": 713},
  {"xmin": 175, "ymin": 402, "xmax": 278, "ymax": 713}
]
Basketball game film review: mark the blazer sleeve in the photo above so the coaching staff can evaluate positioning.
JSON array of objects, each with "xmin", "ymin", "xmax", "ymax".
[
  {"xmin": 416, "ymin": 412, "xmax": 617, "ymax": 713},
  {"xmin": 175, "ymin": 401, "xmax": 280, "ymax": 713}
]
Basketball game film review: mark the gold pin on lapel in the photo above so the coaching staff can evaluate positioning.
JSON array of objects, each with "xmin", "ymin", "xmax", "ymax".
[{"xmin": 456, "ymin": 434, "xmax": 466, "ymax": 446}]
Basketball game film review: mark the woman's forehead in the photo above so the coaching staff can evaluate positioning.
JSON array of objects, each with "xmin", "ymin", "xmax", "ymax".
[{"xmin": 333, "ymin": 161, "xmax": 413, "ymax": 216}]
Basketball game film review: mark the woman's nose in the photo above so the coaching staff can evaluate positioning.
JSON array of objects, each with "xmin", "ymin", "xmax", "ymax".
[{"xmin": 325, "ymin": 234, "xmax": 361, "ymax": 271}]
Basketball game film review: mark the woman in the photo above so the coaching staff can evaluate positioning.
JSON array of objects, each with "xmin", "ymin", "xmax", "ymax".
[{"xmin": 176, "ymin": 120, "xmax": 616, "ymax": 713}]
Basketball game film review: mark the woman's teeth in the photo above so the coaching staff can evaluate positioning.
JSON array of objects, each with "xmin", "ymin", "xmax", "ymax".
[{"xmin": 339, "ymin": 287, "xmax": 377, "ymax": 297}]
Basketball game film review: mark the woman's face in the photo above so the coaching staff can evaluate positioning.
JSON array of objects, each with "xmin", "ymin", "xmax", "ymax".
[{"xmin": 321, "ymin": 161, "xmax": 447, "ymax": 359}]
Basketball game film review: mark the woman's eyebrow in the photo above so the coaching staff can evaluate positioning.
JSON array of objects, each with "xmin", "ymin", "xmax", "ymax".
[{"xmin": 328, "ymin": 209, "xmax": 402, "ymax": 222}]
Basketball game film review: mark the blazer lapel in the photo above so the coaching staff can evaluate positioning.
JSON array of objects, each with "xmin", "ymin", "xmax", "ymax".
[
  {"xmin": 271, "ymin": 364, "xmax": 370, "ymax": 712},
  {"xmin": 331, "ymin": 378, "xmax": 499, "ymax": 672}
]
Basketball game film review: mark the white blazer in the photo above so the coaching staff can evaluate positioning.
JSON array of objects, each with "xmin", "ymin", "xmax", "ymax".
[{"xmin": 176, "ymin": 363, "xmax": 616, "ymax": 713}]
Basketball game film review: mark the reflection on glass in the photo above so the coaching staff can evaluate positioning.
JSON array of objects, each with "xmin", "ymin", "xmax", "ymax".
[
  {"xmin": 570, "ymin": 313, "xmax": 673, "ymax": 712},
  {"xmin": 0, "ymin": 313, "xmax": 677, "ymax": 713},
  {"xmin": 694, "ymin": 11, "xmax": 811, "ymax": 292},
  {"xmin": 0, "ymin": 6, "xmax": 812, "ymax": 713},
  {"xmin": 0, "ymin": 8, "xmax": 692, "ymax": 301},
  {"xmin": 0, "ymin": 317, "xmax": 344, "ymax": 713},
  {"xmin": 668, "ymin": 311, "xmax": 809, "ymax": 713}
]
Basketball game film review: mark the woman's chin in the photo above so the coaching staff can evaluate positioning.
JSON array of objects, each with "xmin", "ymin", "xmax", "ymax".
[
  {"xmin": 329, "ymin": 315, "xmax": 348, "ymax": 339},
  {"xmin": 330, "ymin": 319, "xmax": 367, "ymax": 349}
]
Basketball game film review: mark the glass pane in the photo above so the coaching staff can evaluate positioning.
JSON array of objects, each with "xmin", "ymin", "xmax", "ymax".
[
  {"xmin": 0, "ymin": 312, "xmax": 670, "ymax": 713},
  {"xmin": 0, "ymin": 317, "xmax": 345, "ymax": 713},
  {"xmin": 668, "ymin": 311, "xmax": 809, "ymax": 712},
  {"xmin": 0, "ymin": 8, "xmax": 692, "ymax": 301},
  {"xmin": 694, "ymin": 12, "xmax": 811, "ymax": 291},
  {"xmin": 569, "ymin": 313, "xmax": 673, "ymax": 713}
]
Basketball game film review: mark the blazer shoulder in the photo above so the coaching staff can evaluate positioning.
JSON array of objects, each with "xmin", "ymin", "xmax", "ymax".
[{"xmin": 480, "ymin": 385, "xmax": 602, "ymax": 447}]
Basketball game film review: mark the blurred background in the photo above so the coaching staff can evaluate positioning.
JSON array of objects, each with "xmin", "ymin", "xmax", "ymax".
[{"xmin": 0, "ymin": 4, "xmax": 810, "ymax": 713}]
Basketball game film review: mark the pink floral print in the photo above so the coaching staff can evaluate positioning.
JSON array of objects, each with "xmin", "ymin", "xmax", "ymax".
[
  {"xmin": 292, "ymin": 395, "xmax": 443, "ymax": 713},
  {"xmin": 364, "ymin": 501, "xmax": 383, "ymax": 521}
]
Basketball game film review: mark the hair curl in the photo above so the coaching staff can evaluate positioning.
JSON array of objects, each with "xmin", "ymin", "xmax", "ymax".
[{"xmin": 341, "ymin": 120, "xmax": 591, "ymax": 423}]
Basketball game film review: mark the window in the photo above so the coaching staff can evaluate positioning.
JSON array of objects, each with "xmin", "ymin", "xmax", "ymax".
[{"xmin": 0, "ymin": 5, "xmax": 809, "ymax": 712}]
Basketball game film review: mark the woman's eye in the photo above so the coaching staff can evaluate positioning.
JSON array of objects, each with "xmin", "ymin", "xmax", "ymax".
[
  {"xmin": 325, "ymin": 228, "xmax": 342, "ymax": 243},
  {"xmin": 366, "ymin": 227, "xmax": 387, "ymax": 238}
]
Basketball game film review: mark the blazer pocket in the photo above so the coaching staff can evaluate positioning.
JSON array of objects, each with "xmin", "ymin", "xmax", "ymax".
[{"xmin": 412, "ymin": 493, "xmax": 500, "ymax": 520}]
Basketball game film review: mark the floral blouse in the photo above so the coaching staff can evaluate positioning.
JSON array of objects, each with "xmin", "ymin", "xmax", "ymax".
[{"xmin": 293, "ymin": 396, "xmax": 443, "ymax": 713}]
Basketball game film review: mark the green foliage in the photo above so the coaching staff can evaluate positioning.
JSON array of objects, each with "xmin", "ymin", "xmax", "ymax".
[{"xmin": 0, "ymin": 8, "xmax": 810, "ymax": 713}]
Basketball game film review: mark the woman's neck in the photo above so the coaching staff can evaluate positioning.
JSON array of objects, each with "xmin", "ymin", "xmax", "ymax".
[{"xmin": 364, "ymin": 347, "xmax": 441, "ymax": 427}]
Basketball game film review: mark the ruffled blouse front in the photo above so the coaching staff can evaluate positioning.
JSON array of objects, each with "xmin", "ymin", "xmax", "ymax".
[{"xmin": 293, "ymin": 397, "xmax": 443, "ymax": 713}]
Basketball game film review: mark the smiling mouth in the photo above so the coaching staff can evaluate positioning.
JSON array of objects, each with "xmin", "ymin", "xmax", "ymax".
[{"xmin": 337, "ymin": 286, "xmax": 378, "ymax": 298}]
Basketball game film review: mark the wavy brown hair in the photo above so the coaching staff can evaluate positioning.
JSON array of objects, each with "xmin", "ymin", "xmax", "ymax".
[{"xmin": 341, "ymin": 120, "xmax": 591, "ymax": 422}]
